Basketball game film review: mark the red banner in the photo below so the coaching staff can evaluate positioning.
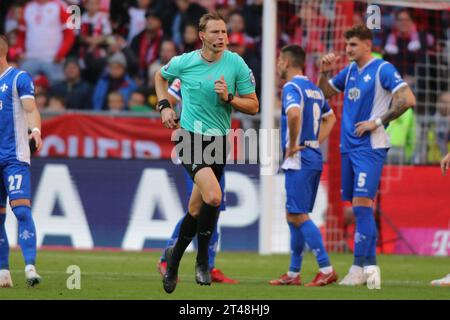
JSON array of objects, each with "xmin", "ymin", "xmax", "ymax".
[
  {"xmin": 341, "ymin": 165, "xmax": 450, "ymax": 255},
  {"xmin": 38, "ymin": 114, "xmax": 241, "ymax": 160},
  {"xmin": 379, "ymin": 165, "xmax": 450, "ymax": 255}
]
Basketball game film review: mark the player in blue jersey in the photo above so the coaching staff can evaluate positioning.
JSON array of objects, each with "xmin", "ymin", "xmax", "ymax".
[
  {"xmin": 156, "ymin": 79, "xmax": 238, "ymax": 284},
  {"xmin": 0, "ymin": 35, "xmax": 43, "ymax": 288},
  {"xmin": 269, "ymin": 45, "xmax": 337, "ymax": 287},
  {"xmin": 318, "ymin": 25, "xmax": 416, "ymax": 289}
]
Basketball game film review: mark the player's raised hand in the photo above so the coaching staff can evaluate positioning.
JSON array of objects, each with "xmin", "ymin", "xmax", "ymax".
[
  {"xmin": 354, "ymin": 120, "xmax": 377, "ymax": 137},
  {"xmin": 161, "ymin": 108, "xmax": 178, "ymax": 129},
  {"xmin": 320, "ymin": 53, "xmax": 340, "ymax": 73},
  {"xmin": 440, "ymin": 152, "xmax": 450, "ymax": 176},
  {"xmin": 214, "ymin": 75, "xmax": 229, "ymax": 102}
]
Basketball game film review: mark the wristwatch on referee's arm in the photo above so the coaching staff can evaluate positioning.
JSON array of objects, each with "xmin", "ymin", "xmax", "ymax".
[
  {"xmin": 157, "ymin": 99, "xmax": 171, "ymax": 112},
  {"xmin": 226, "ymin": 93, "xmax": 234, "ymax": 103}
]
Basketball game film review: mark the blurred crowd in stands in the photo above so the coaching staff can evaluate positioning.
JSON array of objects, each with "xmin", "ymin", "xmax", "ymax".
[
  {"xmin": 0, "ymin": 0, "xmax": 449, "ymax": 164},
  {"xmin": 0, "ymin": 0, "xmax": 263, "ymax": 113}
]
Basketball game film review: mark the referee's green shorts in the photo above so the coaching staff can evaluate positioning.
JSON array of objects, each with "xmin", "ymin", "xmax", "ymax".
[{"xmin": 174, "ymin": 128, "xmax": 230, "ymax": 182}]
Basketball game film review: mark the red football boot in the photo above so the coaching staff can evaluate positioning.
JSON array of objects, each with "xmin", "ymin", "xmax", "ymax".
[
  {"xmin": 210, "ymin": 268, "xmax": 239, "ymax": 284},
  {"xmin": 157, "ymin": 261, "xmax": 167, "ymax": 278},
  {"xmin": 157, "ymin": 260, "xmax": 180, "ymax": 282},
  {"xmin": 304, "ymin": 270, "xmax": 338, "ymax": 287},
  {"xmin": 269, "ymin": 273, "xmax": 301, "ymax": 286}
]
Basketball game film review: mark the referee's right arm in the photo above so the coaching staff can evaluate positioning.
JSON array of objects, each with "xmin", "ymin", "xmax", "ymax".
[
  {"xmin": 155, "ymin": 70, "xmax": 170, "ymax": 103},
  {"xmin": 155, "ymin": 70, "xmax": 178, "ymax": 129}
]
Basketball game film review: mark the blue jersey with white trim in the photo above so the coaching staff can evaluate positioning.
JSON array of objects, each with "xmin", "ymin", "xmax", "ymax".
[
  {"xmin": 168, "ymin": 78, "xmax": 182, "ymax": 101},
  {"xmin": 0, "ymin": 67, "xmax": 35, "ymax": 164},
  {"xmin": 281, "ymin": 75, "xmax": 332, "ymax": 170},
  {"xmin": 329, "ymin": 58, "xmax": 406, "ymax": 153}
]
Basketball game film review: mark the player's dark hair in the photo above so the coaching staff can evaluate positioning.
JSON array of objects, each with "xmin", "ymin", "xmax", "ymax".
[
  {"xmin": 281, "ymin": 45, "xmax": 306, "ymax": 69},
  {"xmin": 344, "ymin": 24, "xmax": 373, "ymax": 41},
  {"xmin": 199, "ymin": 12, "xmax": 225, "ymax": 32}
]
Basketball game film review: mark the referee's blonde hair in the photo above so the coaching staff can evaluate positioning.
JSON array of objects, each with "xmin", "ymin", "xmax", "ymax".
[{"xmin": 199, "ymin": 12, "xmax": 225, "ymax": 32}]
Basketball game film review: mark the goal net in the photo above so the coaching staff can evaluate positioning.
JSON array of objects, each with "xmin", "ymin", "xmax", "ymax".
[{"xmin": 261, "ymin": 0, "xmax": 450, "ymax": 254}]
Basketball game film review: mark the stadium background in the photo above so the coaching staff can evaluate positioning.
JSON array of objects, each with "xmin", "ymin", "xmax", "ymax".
[{"xmin": 1, "ymin": 0, "xmax": 449, "ymax": 267}]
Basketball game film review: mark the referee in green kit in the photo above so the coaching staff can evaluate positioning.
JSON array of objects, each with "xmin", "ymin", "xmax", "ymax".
[{"xmin": 155, "ymin": 11, "xmax": 259, "ymax": 294}]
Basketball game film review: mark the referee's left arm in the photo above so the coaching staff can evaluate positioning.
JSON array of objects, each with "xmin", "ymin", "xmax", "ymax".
[
  {"xmin": 229, "ymin": 93, "xmax": 259, "ymax": 115},
  {"xmin": 214, "ymin": 76, "xmax": 259, "ymax": 114}
]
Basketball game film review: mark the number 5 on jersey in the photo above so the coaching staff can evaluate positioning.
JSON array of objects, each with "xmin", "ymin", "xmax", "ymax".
[{"xmin": 357, "ymin": 172, "xmax": 367, "ymax": 188}]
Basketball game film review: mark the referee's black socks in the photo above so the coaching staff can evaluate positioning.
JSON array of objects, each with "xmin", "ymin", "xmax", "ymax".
[
  {"xmin": 196, "ymin": 203, "xmax": 220, "ymax": 266},
  {"xmin": 172, "ymin": 212, "xmax": 198, "ymax": 262}
]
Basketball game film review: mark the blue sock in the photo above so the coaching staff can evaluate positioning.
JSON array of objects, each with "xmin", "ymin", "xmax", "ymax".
[
  {"xmin": 161, "ymin": 215, "xmax": 183, "ymax": 262},
  {"xmin": 288, "ymin": 222, "xmax": 305, "ymax": 272},
  {"xmin": 366, "ymin": 229, "xmax": 378, "ymax": 266},
  {"xmin": 0, "ymin": 214, "xmax": 9, "ymax": 270},
  {"xmin": 353, "ymin": 206, "xmax": 377, "ymax": 267},
  {"xmin": 300, "ymin": 220, "xmax": 330, "ymax": 268},
  {"xmin": 13, "ymin": 206, "xmax": 37, "ymax": 266},
  {"xmin": 208, "ymin": 221, "xmax": 219, "ymax": 270}
]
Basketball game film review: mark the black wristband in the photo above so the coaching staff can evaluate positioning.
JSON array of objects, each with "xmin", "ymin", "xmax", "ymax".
[{"xmin": 157, "ymin": 99, "xmax": 171, "ymax": 112}]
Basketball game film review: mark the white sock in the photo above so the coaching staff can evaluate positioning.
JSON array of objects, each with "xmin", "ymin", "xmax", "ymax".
[
  {"xmin": 320, "ymin": 266, "xmax": 333, "ymax": 274},
  {"xmin": 364, "ymin": 265, "xmax": 378, "ymax": 272},
  {"xmin": 25, "ymin": 265, "xmax": 36, "ymax": 273},
  {"xmin": 350, "ymin": 265, "xmax": 363, "ymax": 274},
  {"xmin": 287, "ymin": 271, "xmax": 299, "ymax": 278}
]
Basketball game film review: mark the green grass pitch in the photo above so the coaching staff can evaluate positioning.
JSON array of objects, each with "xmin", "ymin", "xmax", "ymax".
[{"xmin": 0, "ymin": 249, "xmax": 448, "ymax": 300}]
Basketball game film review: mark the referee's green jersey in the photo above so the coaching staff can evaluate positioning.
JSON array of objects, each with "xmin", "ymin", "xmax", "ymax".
[{"xmin": 160, "ymin": 49, "xmax": 256, "ymax": 135}]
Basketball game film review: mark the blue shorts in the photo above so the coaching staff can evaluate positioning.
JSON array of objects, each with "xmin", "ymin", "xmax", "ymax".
[
  {"xmin": 284, "ymin": 168, "xmax": 322, "ymax": 214},
  {"xmin": 0, "ymin": 161, "xmax": 32, "ymax": 207},
  {"xmin": 341, "ymin": 149, "xmax": 387, "ymax": 201},
  {"xmin": 184, "ymin": 169, "xmax": 226, "ymax": 211}
]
